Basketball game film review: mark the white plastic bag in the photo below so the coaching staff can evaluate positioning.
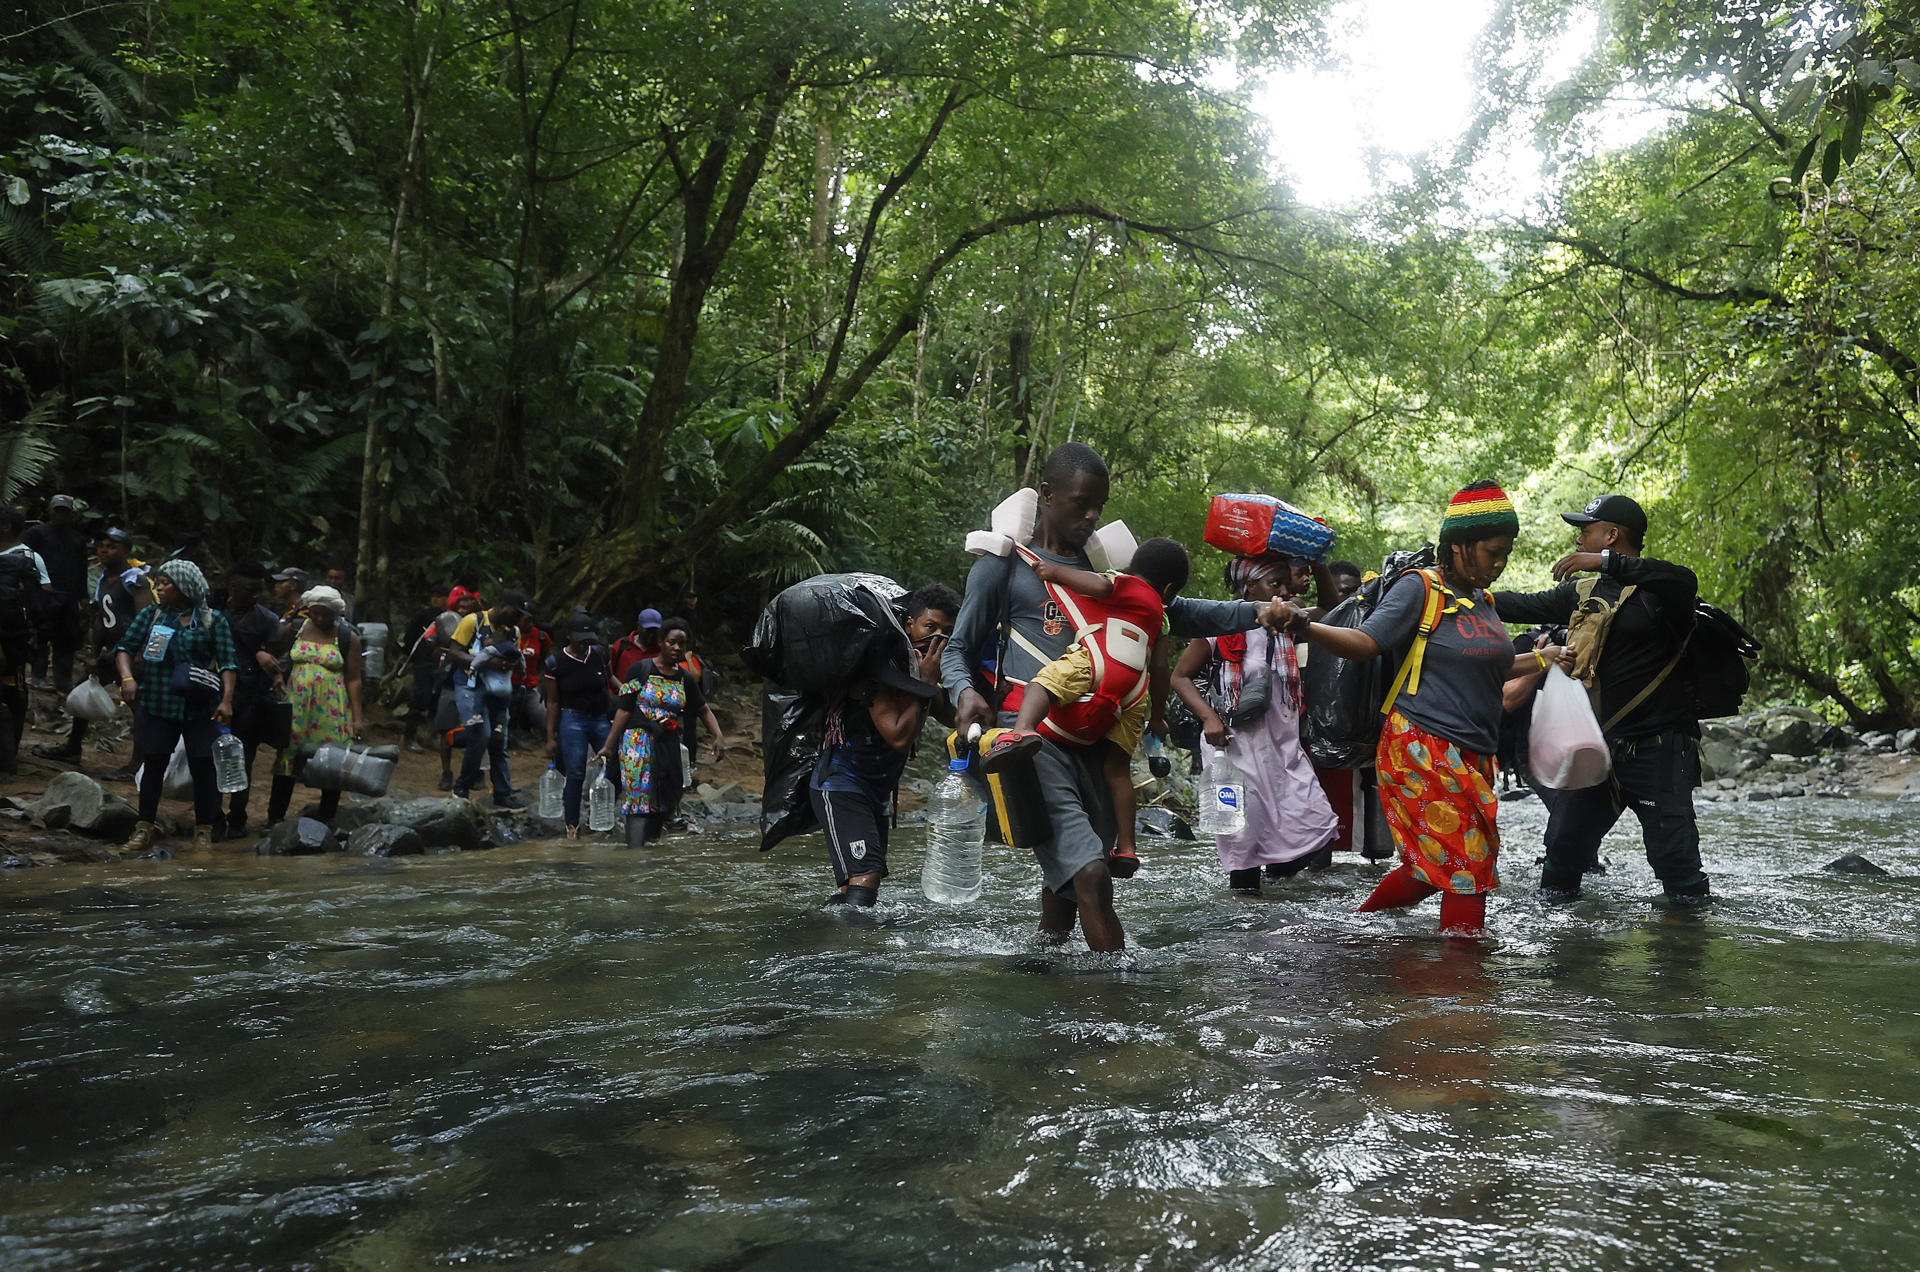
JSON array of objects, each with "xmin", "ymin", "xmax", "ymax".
[
  {"xmin": 135, "ymin": 738, "xmax": 193, "ymax": 800},
  {"xmin": 64, "ymin": 678, "xmax": 117, "ymax": 721},
  {"xmin": 1529, "ymin": 666, "xmax": 1612, "ymax": 789}
]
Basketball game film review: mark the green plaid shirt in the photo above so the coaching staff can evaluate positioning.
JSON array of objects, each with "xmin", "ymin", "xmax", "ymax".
[{"xmin": 116, "ymin": 605, "xmax": 240, "ymax": 721}]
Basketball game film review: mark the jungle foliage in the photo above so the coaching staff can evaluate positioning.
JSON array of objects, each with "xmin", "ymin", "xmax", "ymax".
[{"xmin": 2, "ymin": 0, "xmax": 1916, "ymax": 725}]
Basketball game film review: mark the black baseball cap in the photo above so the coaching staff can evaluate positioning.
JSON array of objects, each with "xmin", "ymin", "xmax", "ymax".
[
  {"xmin": 1562, "ymin": 494, "xmax": 1648, "ymax": 540},
  {"xmin": 99, "ymin": 527, "xmax": 133, "ymax": 544},
  {"xmin": 874, "ymin": 659, "xmax": 938, "ymax": 701}
]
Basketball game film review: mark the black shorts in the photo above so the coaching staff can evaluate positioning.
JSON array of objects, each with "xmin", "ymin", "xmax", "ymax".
[{"xmin": 809, "ymin": 784, "xmax": 890, "ymax": 885}]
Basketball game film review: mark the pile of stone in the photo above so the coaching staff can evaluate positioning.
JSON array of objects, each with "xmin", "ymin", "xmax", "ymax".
[{"xmin": 1695, "ymin": 705, "xmax": 1919, "ymax": 803}]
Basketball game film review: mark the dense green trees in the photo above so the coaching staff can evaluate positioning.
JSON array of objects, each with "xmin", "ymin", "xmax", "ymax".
[{"xmin": 3, "ymin": 0, "xmax": 1916, "ymax": 724}]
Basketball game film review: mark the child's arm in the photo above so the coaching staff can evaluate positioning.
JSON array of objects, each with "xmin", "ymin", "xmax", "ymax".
[
  {"xmin": 1104, "ymin": 743, "xmax": 1137, "ymax": 856},
  {"xmin": 1031, "ymin": 557, "xmax": 1116, "ymax": 599}
]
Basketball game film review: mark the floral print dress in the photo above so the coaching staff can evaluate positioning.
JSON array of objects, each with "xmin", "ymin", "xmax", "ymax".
[
  {"xmin": 275, "ymin": 628, "xmax": 353, "ymax": 776},
  {"xmin": 617, "ymin": 672, "xmax": 686, "ymax": 815}
]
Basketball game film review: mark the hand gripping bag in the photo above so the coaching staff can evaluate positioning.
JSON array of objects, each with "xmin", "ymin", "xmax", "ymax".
[
  {"xmin": 1300, "ymin": 593, "xmax": 1383, "ymax": 769},
  {"xmin": 1529, "ymin": 665, "xmax": 1612, "ymax": 789}
]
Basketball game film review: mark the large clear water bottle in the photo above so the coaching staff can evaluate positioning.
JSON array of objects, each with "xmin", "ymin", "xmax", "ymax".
[
  {"xmin": 587, "ymin": 757, "xmax": 617, "ymax": 832},
  {"xmin": 922, "ymin": 757, "xmax": 986, "ymax": 905},
  {"xmin": 212, "ymin": 726, "xmax": 248, "ymax": 794},
  {"xmin": 1197, "ymin": 747, "xmax": 1247, "ymax": 837},
  {"xmin": 538, "ymin": 762, "xmax": 565, "ymax": 819}
]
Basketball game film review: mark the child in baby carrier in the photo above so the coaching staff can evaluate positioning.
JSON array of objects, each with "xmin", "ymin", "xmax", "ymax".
[{"xmin": 983, "ymin": 537, "xmax": 1191, "ymax": 879}]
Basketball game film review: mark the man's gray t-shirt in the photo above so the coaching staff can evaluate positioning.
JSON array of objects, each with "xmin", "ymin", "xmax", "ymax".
[
  {"xmin": 940, "ymin": 546, "xmax": 1262, "ymax": 701},
  {"xmin": 1358, "ymin": 572, "xmax": 1511, "ymax": 755}
]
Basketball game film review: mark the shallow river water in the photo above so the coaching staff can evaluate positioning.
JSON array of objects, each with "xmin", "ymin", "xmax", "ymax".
[{"xmin": 4, "ymin": 793, "xmax": 1920, "ymax": 1271}]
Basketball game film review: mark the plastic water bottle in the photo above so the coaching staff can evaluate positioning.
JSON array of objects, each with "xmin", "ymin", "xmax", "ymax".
[
  {"xmin": 538, "ymin": 762, "xmax": 565, "ymax": 819},
  {"xmin": 1197, "ymin": 747, "xmax": 1247, "ymax": 837},
  {"xmin": 212, "ymin": 726, "xmax": 248, "ymax": 794},
  {"xmin": 922, "ymin": 757, "xmax": 986, "ymax": 905},
  {"xmin": 1145, "ymin": 733, "xmax": 1172, "ymax": 778},
  {"xmin": 587, "ymin": 757, "xmax": 616, "ymax": 832}
]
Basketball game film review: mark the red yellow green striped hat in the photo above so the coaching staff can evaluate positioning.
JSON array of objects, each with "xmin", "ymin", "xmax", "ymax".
[{"xmin": 1440, "ymin": 481, "xmax": 1519, "ymax": 539}]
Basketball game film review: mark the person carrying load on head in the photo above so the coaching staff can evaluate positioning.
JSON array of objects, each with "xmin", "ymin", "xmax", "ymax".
[
  {"xmin": 1492, "ymin": 494, "xmax": 1710, "ymax": 910},
  {"xmin": 981, "ymin": 537, "xmax": 1192, "ymax": 880},
  {"xmin": 943, "ymin": 443, "xmax": 1299, "ymax": 953},
  {"xmin": 1174, "ymin": 551, "xmax": 1340, "ymax": 894},
  {"xmin": 812, "ymin": 584, "xmax": 958, "ymax": 908},
  {"xmin": 1286, "ymin": 482, "xmax": 1567, "ymax": 936}
]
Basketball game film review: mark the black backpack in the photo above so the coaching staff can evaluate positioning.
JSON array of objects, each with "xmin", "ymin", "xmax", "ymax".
[
  {"xmin": 1682, "ymin": 602, "xmax": 1760, "ymax": 720},
  {"xmin": 0, "ymin": 552, "xmax": 39, "ymax": 647}
]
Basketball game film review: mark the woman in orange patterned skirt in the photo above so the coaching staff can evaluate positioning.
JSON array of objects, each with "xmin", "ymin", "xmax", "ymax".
[{"xmin": 1287, "ymin": 482, "xmax": 1562, "ymax": 934}]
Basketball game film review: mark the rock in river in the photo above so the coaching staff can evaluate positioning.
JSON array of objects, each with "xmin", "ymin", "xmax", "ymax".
[
  {"xmin": 258, "ymin": 817, "xmax": 335, "ymax": 855},
  {"xmin": 1760, "ymin": 716, "xmax": 1819, "ymax": 758},
  {"xmin": 1825, "ymin": 854, "xmax": 1889, "ymax": 876},
  {"xmin": 345, "ymin": 825, "xmax": 424, "ymax": 857},
  {"xmin": 26, "ymin": 772, "xmax": 138, "ymax": 838}
]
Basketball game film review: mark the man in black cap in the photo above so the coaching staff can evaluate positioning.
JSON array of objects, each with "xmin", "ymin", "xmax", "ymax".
[
  {"xmin": 1494, "ymin": 494, "xmax": 1709, "ymax": 908},
  {"xmin": 35, "ymin": 527, "xmax": 151, "ymax": 769}
]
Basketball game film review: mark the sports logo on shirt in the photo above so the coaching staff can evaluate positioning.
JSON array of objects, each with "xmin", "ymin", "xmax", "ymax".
[
  {"xmin": 1042, "ymin": 599, "xmax": 1065, "ymax": 637},
  {"xmin": 849, "ymin": 839, "xmax": 867, "ymax": 859}
]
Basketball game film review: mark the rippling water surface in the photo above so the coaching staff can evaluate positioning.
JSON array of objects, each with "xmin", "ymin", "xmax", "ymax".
[{"xmin": 4, "ymin": 794, "xmax": 1920, "ymax": 1270}]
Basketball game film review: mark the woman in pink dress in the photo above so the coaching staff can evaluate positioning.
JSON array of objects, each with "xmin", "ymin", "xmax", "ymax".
[{"xmin": 1172, "ymin": 553, "xmax": 1337, "ymax": 894}]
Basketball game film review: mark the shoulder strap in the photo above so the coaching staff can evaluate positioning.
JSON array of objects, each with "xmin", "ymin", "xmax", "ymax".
[
  {"xmin": 1600, "ymin": 626, "xmax": 1693, "ymax": 732},
  {"xmin": 1379, "ymin": 569, "xmax": 1457, "ymax": 716}
]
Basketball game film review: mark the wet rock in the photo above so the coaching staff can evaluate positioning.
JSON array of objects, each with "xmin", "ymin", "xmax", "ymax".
[
  {"xmin": 1745, "ymin": 788, "xmax": 1777, "ymax": 801},
  {"xmin": 328, "ymin": 797, "xmax": 399, "ymax": 834},
  {"xmin": 1898, "ymin": 728, "xmax": 1920, "ymax": 755},
  {"xmin": 489, "ymin": 815, "xmax": 524, "ymax": 846},
  {"xmin": 1778, "ymin": 782, "xmax": 1806, "ymax": 798},
  {"xmin": 1760, "ymin": 716, "xmax": 1819, "ymax": 758},
  {"xmin": 1699, "ymin": 735, "xmax": 1760, "ymax": 782},
  {"xmin": 26, "ymin": 772, "xmax": 138, "ymax": 838},
  {"xmin": 1825, "ymin": 853, "xmax": 1888, "ymax": 876},
  {"xmin": 695, "ymin": 781, "xmax": 746, "ymax": 805},
  {"xmin": 516, "ymin": 813, "xmax": 568, "ymax": 840},
  {"xmin": 1817, "ymin": 725, "xmax": 1859, "ymax": 750},
  {"xmin": 1136, "ymin": 806, "xmax": 1195, "ymax": 840},
  {"xmin": 345, "ymin": 824, "xmax": 424, "ymax": 857},
  {"xmin": 385, "ymin": 796, "xmax": 490, "ymax": 850},
  {"xmin": 1860, "ymin": 731, "xmax": 1895, "ymax": 753},
  {"xmin": 257, "ymin": 817, "xmax": 335, "ymax": 855}
]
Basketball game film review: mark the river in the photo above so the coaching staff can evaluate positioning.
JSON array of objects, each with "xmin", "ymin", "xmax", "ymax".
[{"xmin": 3, "ymin": 793, "xmax": 1918, "ymax": 1270}]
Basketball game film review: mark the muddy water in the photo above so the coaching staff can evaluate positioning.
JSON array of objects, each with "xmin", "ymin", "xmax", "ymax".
[{"xmin": 3, "ymin": 794, "xmax": 1918, "ymax": 1270}]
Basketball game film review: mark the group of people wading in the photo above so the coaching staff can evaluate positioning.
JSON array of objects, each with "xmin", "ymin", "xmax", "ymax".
[{"xmin": 805, "ymin": 442, "xmax": 1710, "ymax": 944}]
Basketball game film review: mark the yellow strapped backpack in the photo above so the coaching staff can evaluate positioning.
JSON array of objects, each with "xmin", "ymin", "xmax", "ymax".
[{"xmin": 1378, "ymin": 569, "xmax": 1481, "ymax": 717}]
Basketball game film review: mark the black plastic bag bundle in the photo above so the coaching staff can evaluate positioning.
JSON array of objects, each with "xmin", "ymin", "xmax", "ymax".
[
  {"xmin": 740, "ymin": 572, "xmax": 911, "ymax": 694},
  {"xmin": 1300, "ymin": 545, "xmax": 1435, "ymax": 770},
  {"xmin": 1301, "ymin": 593, "xmax": 1384, "ymax": 769},
  {"xmin": 759, "ymin": 685, "xmax": 827, "ymax": 852}
]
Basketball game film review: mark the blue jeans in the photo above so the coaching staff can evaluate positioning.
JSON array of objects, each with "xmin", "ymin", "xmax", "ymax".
[
  {"xmin": 455, "ymin": 683, "xmax": 512, "ymax": 798},
  {"xmin": 557, "ymin": 709, "xmax": 612, "ymax": 826}
]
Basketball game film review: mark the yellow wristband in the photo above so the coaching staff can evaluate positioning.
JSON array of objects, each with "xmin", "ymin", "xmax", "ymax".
[
  {"xmin": 120, "ymin": 676, "xmax": 135, "ymax": 684},
  {"xmin": 1534, "ymin": 650, "xmax": 1548, "ymax": 670}
]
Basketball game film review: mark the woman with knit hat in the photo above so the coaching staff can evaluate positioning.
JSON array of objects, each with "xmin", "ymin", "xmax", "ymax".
[
  {"xmin": 266, "ymin": 585, "xmax": 363, "ymax": 826},
  {"xmin": 1288, "ymin": 482, "xmax": 1562, "ymax": 934},
  {"xmin": 113, "ymin": 559, "xmax": 240, "ymax": 853}
]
